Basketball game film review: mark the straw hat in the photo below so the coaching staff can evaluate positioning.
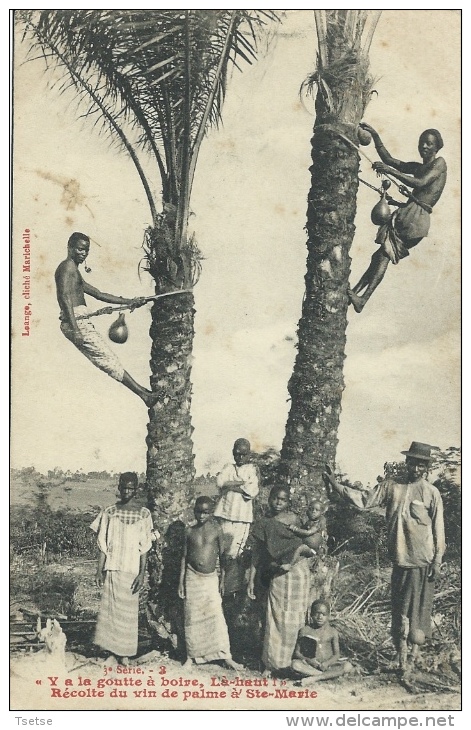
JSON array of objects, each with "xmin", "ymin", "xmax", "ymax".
[{"xmin": 400, "ymin": 441, "xmax": 439, "ymax": 462}]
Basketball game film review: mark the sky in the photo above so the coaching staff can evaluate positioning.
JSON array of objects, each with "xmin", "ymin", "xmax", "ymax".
[{"xmin": 11, "ymin": 10, "xmax": 461, "ymax": 486}]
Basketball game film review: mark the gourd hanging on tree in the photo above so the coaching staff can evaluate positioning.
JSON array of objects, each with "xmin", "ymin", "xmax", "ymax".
[
  {"xmin": 370, "ymin": 180, "xmax": 392, "ymax": 225},
  {"xmin": 357, "ymin": 125, "xmax": 372, "ymax": 146},
  {"xmin": 108, "ymin": 313, "xmax": 129, "ymax": 343}
]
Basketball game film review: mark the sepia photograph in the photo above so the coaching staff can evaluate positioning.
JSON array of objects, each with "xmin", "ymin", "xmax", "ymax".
[{"xmin": 10, "ymin": 8, "xmax": 461, "ymax": 713}]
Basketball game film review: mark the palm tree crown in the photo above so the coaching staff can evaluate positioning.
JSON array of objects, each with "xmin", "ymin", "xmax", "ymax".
[{"xmin": 21, "ymin": 10, "xmax": 277, "ymax": 238}]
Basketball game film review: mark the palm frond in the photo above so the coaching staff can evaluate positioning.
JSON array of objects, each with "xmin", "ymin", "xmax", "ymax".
[
  {"xmin": 305, "ymin": 10, "xmax": 381, "ymax": 122},
  {"xmin": 19, "ymin": 10, "xmax": 279, "ymax": 241},
  {"xmin": 362, "ymin": 11, "xmax": 382, "ymax": 56}
]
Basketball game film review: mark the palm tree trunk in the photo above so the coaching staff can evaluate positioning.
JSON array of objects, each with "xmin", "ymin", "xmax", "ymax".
[
  {"xmin": 145, "ymin": 276, "xmax": 196, "ymax": 655},
  {"xmin": 146, "ymin": 291, "xmax": 195, "ymax": 510},
  {"xmin": 279, "ymin": 125, "xmax": 359, "ymax": 499},
  {"xmin": 145, "ymin": 201, "xmax": 197, "ymax": 515},
  {"xmin": 279, "ymin": 10, "xmax": 377, "ymax": 501},
  {"xmin": 144, "ymin": 202, "xmax": 198, "ymax": 651}
]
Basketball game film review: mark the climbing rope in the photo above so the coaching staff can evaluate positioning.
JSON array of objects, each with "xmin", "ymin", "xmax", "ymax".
[
  {"xmin": 358, "ymin": 177, "xmax": 383, "ymax": 195},
  {"xmin": 334, "ymin": 130, "xmax": 406, "ymax": 195},
  {"xmin": 314, "ymin": 126, "xmax": 433, "ymax": 216},
  {"xmin": 75, "ymin": 289, "xmax": 193, "ymax": 320}
]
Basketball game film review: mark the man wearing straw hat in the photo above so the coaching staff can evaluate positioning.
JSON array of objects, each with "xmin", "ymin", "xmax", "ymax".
[
  {"xmin": 323, "ymin": 441, "xmax": 445, "ymax": 673},
  {"xmin": 56, "ymin": 232, "xmax": 158, "ymax": 407}
]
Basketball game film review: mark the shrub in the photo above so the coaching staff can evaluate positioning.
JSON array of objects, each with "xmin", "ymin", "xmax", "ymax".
[
  {"xmin": 30, "ymin": 571, "xmax": 79, "ymax": 616},
  {"xmin": 10, "ymin": 504, "xmax": 97, "ymax": 562}
]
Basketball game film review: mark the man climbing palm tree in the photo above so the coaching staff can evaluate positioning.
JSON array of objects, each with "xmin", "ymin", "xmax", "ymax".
[
  {"xmin": 56, "ymin": 232, "xmax": 157, "ymax": 407},
  {"xmin": 23, "ymin": 8, "xmax": 277, "ymax": 497},
  {"xmin": 348, "ymin": 125, "xmax": 447, "ymax": 313}
]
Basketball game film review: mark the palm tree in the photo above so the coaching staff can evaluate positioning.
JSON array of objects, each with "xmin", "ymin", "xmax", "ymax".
[
  {"xmin": 278, "ymin": 10, "xmax": 381, "ymax": 502},
  {"xmin": 19, "ymin": 8, "xmax": 278, "ymax": 651},
  {"xmin": 18, "ymin": 10, "xmax": 276, "ymax": 515}
]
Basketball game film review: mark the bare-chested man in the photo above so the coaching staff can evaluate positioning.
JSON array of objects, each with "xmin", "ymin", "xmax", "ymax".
[
  {"xmin": 55, "ymin": 231, "xmax": 157, "ymax": 406},
  {"xmin": 178, "ymin": 496, "xmax": 242, "ymax": 670},
  {"xmin": 348, "ymin": 126, "xmax": 447, "ymax": 313}
]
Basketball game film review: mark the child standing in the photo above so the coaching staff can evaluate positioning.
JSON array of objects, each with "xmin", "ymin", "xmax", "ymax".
[
  {"xmin": 213, "ymin": 438, "xmax": 260, "ymax": 560},
  {"xmin": 91, "ymin": 472, "xmax": 153, "ymax": 665},
  {"xmin": 291, "ymin": 600, "xmax": 353, "ymax": 684},
  {"xmin": 178, "ymin": 496, "xmax": 242, "ymax": 670}
]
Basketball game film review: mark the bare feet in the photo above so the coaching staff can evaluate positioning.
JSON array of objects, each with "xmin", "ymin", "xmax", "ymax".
[
  {"xmin": 261, "ymin": 668, "xmax": 272, "ymax": 678},
  {"xmin": 301, "ymin": 676, "xmax": 320, "ymax": 686},
  {"xmin": 410, "ymin": 644, "xmax": 422, "ymax": 665},
  {"xmin": 224, "ymin": 658, "xmax": 244, "ymax": 671},
  {"xmin": 119, "ymin": 656, "xmax": 130, "ymax": 667},
  {"xmin": 391, "ymin": 651, "xmax": 401, "ymax": 668},
  {"xmin": 398, "ymin": 640, "xmax": 409, "ymax": 673},
  {"xmin": 341, "ymin": 660, "xmax": 354, "ymax": 675},
  {"xmin": 347, "ymin": 289, "xmax": 366, "ymax": 313}
]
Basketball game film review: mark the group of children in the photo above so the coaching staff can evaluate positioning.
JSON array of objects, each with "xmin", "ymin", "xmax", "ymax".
[
  {"xmin": 91, "ymin": 455, "xmax": 352, "ymax": 683},
  {"xmin": 177, "ymin": 489, "xmax": 349, "ymax": 682}
]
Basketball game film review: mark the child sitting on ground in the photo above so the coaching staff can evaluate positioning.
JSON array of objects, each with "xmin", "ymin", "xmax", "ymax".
[
  {"xmin": 291, "ymin": 600, "xmax": 353, "ymax": 684},
  {"xmin": 178, "ymin": 496, "xmax": 242, "ymax": 670}
]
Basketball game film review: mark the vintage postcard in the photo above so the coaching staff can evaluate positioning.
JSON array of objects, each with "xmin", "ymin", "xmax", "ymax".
[{"xmin": 10, "ymin": 9, "xmax": 461, "ymax": 713}]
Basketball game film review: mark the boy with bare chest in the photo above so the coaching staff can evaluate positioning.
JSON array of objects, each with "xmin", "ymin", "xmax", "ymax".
[
  {"xmin": 291, "ymin": 600, "xmax": 353, "ymax": 684},
  {"xmin": 178, "ymin": 497, "xmax": 242, "ymax": 669}
]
